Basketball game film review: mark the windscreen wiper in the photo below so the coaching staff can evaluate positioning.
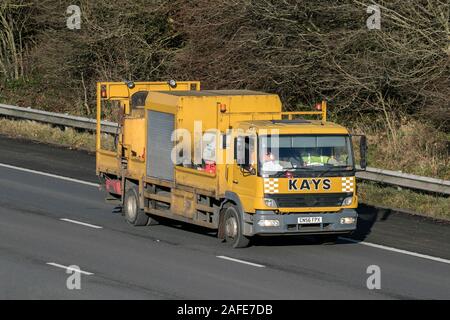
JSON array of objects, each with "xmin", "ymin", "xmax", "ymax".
[
  {"xmin": 269, "ymin": 167, "xmax": 315, "ymax": 178},
  {"xmin": 317, "ymin": 165, "xmax": 352, "ymax": 178}
]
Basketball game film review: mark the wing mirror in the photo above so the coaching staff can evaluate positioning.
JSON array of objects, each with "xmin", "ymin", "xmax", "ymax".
[{"xmin": 359, "ymin": 135, "xmax": 368, "ymax": 170}]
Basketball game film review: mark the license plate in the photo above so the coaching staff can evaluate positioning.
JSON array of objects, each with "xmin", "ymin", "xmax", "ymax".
[{"xmin": 298, "ymin": 217, "xmax": 322, "ymax": 224}]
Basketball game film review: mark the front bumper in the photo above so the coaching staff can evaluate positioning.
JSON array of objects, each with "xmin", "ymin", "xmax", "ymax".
[{"xmin": 243, "ymin": 209, "xmax": 357, "ymax": 236}]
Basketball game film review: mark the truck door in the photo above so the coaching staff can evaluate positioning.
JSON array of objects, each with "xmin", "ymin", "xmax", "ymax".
[{"xmin": 231, "ymin": 134, "xmax": 258, "ymax": 212}]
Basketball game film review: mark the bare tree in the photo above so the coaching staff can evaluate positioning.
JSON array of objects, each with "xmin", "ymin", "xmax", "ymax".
[
  {"xmin": 0, "ymin": 0, "xmax": 34, "ymax": 81},
  {"xmin": 170, "ymin": 0, "xmax": 449, "ymax": 130}
]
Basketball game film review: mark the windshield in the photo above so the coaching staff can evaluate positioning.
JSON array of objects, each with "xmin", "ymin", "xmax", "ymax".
[{"xmin": 258, "ymin": 135, "xmax": 354, "ymax": 175}]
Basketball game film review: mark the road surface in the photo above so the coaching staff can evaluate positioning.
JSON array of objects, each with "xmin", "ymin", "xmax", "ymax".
[{"xmin": 0, "ymin": 136, "xmax": 449, "ymax": 299}]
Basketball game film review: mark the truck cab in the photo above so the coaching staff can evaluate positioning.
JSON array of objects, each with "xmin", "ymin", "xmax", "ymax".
[{"xmin": 229, "ymin": 119, "xmax": 362, "ymax": 240}]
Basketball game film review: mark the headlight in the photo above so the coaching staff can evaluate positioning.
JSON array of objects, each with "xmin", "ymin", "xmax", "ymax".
[
  {"xmin": 342, "ymin": 196, "xmax": 353, "ymax": 206},
  {"xmin": 258, "ymin": 219, "xmax": 280, "ymax": 227},
  {"xmin": 340, "ymin": 217, "xmax": 356, "ymax": 224},
  {"xmin": 264, "ymin": 198, "xmax": 277, "ymax": 208}
]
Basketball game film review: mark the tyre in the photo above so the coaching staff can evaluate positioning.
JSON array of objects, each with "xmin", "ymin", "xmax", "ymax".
[
  {"xmin": 222, "ymin": 205, "xmax": 250, "ymax": 248},
  {"xmin": 124, "ymin": 186, "xmax": 149, "ymax": 226}
]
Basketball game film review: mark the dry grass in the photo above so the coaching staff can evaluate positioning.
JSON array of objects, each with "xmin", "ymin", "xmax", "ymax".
[
  {"xmin": 359, "ymin": 181, "xmax": 450, "ymax": 221},
  {"xmin": 351, "ymin": 117, "xmax": 450, "ymax": 180},
  {"xmin": 0, "ymin": 118, "xmax": 115, "ymax": 152},
  {"xmin": 351, "ymin": 117, "xmax": 450, "ymax": 221}
]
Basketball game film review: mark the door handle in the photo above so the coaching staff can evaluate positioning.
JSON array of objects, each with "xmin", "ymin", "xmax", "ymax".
[{"xmin": 233, "ymin": 180, "xmax": 238, "ymax": 184}]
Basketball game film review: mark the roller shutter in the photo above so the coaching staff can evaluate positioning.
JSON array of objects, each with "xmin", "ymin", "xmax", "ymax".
[{"xmin": 146, "ymin": 110, "xmax": 174, "ymax": 181}]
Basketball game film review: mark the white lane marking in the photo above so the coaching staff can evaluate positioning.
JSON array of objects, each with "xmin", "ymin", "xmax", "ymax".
[
  {"xmin": 341, "ymin": 237, "xmax": 450, "ymax": 265},
  {"xmin": 60, "ymin": 218, "xmax": 103, "ymax": 229},
  {"xmin": 217, "ymin": 256, "xmax": 265, "ymax": 268},
  {"xmin": 0, "ymin": 162, "xmax": 99, "ymax": 187},
  {"xmin": 46, "ymin": 262, "xmax": 94, "ymax": 275}
]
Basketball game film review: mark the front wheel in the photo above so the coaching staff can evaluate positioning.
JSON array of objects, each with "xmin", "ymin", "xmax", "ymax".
[
  {"xmin": 222, "ymin": 206, "xmax": 250, "ymax": 248},
  {"xmin": 124, "ymin": 186, "xmax": 149, "ymax": 226}
]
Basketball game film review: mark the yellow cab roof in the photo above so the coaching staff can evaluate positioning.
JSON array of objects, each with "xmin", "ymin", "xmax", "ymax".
[{"xmin": 237, "ymin": 120, "xmax": 350, "ymax": 135}]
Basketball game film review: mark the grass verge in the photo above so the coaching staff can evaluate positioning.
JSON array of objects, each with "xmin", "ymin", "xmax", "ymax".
[
  {"xmin": 0, "ymin": 118, "xmax": 115, "ymax": 152},
  {"xmin": 358, "ymin": 181, "xmax": 450, "ymax": 221},
  {"xmin": 351, "ymin": 118, "xmax": 450, "ymax": 180}
]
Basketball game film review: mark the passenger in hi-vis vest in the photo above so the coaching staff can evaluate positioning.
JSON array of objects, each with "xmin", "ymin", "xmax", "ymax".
[{"xmin": 301, "ymin": 147, "xmax": 346, "ymax": 166}]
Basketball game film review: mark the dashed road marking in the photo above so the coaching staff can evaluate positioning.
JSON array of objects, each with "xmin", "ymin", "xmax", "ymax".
[
  {"xmin": 341, "ymin": 237, "xmax": 450, "ymax": 265},
  {"xmin": 46, "ymin": 262, "xmax": 94, "ymax": 275},
  {"xmin": 2, "ymin": 162, "xmax": 450, "ymax": 267},
  {"xmin": 60, "ymin": 218, "xmax": 103, "ymax": 229},
  {"xmin": 0, "ymin": 162, "xmax": 99, "ymax": 187},
  {"xmin": 217, "ymin": 256, "xmax": 265, "ymax": 268}
]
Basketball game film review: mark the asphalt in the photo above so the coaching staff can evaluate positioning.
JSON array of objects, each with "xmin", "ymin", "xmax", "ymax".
[{"xmin": 0, "ymin": 135, "xmax": 449, "ymax": 299}]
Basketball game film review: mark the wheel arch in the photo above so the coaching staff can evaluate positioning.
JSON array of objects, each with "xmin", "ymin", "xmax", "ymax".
[
  {"xmin": 218, "ymin": 191, "xmax": 246, "ymax": 239},
  {"xmin": 123, "ymin": 177, "xmax": 143, "ymax": 207}
]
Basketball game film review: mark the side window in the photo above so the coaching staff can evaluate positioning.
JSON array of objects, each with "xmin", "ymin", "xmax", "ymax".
[
  {"xmin": 129, "ymin": 91, "xmax": 148, "ymax": 118},
  {"xmin": 235, "ymin": 136, "xmax": 242, "ymax": 163},
  {"xmin": 235, "ymin": 135, "xmax": 255, "ymax": 168},
  {"xmin": 130, "ymin": 91, "xmax": 148, "ymax": 109},
  {"xmin": 202, "ymin": 132, "xmax": 216, "ymax": 163},
  {"xmin": 174, "ymin": 131, "xmax": 218, "ymax": 174}
]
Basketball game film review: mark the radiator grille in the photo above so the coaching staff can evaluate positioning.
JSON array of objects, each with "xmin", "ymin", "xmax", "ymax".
[{"xmin": 266, "ymin": 193, "xmax": 352, "ymax": 208}]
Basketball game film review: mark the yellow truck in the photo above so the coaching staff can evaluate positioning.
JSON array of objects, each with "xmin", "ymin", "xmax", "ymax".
[{"xmin": 96, "ymin": 80, "xmax": 367, "ymax": 248}]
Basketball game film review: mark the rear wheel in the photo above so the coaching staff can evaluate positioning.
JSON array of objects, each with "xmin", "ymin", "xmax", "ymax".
[
  {"xmin": 222, "ymin": 206, "xmax": 250, "ymax": 248},
  {"xmin": 124, "ymin": 186, "xmax": 150, "ymax": 226}
]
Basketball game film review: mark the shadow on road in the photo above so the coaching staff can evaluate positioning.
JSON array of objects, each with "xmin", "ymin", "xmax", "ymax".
[
  {"xmin": 350, "ymin": 203, "xmax": 391, "ymax": 241},
  {"xmin": 250, "ymin": 204, "xmax": 397, "ymax": 247},
  {"xmin": 126, "ymin": 203, "xmax": 396, "ymax": 247}
]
